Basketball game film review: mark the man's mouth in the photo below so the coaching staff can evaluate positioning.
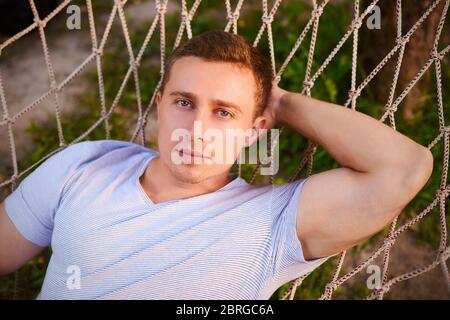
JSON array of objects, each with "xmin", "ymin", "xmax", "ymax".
[{"xmin": 177, "ymin": 148, "xmax": 211, "ymax": 160}]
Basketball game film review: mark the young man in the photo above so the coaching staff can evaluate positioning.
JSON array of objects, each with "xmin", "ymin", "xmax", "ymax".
[{"xmin": 0, "ymin": 31, "xmax": 433, "ymax": 299}]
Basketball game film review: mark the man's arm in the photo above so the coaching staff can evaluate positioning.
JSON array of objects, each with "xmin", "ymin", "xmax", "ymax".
[
  {"xmin": 264, "ymin": 85, "xmax": 433, "ymax": 260},
  {"xmin": 0, "ymin": 201, "xmax": 45, "ymax": 275}
]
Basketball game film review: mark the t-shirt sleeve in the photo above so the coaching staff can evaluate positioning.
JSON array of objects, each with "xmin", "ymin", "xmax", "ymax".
[
  {"xmin": 3, "ymin": 141, "xmax": 100, "ymax": 247},
  {"xmin": 268, "ymin": 177, "xmax": 332, "ymax": 285}
]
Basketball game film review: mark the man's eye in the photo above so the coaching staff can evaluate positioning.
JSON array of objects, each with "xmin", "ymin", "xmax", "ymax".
[
  {"xmin": 218, "ymin": 109, "xmax": 232, "ymax": 118},
  {"xmin": 176, "ymin": 99, "xmax": 191, "ymax": 108}
]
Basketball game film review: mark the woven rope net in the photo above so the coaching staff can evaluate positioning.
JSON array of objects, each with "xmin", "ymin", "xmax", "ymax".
[{"xmin": 0, "ymin": 0, "xmax": 449, "ymax": 300}]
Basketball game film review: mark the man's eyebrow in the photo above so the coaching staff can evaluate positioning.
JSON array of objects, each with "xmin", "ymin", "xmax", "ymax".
[
  {"xmin": 169, "ymin": 91, "xmax": 243, "ymax": 114},
  {"xmin": 169, "ymin": 91, "xmax": 197, "ymax": 101},
  {"xmin": 213, "ymin": 99, "xmax": 243, "ymax": 114}
]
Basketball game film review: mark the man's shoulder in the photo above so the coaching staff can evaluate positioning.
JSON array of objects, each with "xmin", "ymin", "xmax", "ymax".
[
  {"xmin": 242, "ymin": 178, "xmax": 307, "ymax": 213},
  {"xmin": 35, "ymin": 139, "xmax": 156, "ymax": 177},
  {"xmin": 61, "ymin": 139, "xmax": 157, "ymax": 158},
  {"xmin": 230, "ymin": 178, "xmax": 305, "ymax": 207},
  {"xmin": 64, "ymin": 138, "xmax": 144, "ymax": 151},
  {"xmin": 247, "ymin": 178, "xmax": 306, "ymax": 196}
]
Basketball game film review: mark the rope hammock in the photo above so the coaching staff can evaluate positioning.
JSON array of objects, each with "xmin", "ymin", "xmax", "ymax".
[{"xmin": 0, "ymin": 0, "xmax": 449, "ymax": 300}]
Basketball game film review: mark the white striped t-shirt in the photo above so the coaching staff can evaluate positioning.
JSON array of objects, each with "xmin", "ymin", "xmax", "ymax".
[{"xmin": 4, "ymin": 139, "xmax": 329, "ymax": 299}]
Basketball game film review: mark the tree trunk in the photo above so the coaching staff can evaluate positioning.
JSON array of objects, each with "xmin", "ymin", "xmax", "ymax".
[{"xmin": 359, "ymin": 0, "xmax": 445, "ymax": 120}]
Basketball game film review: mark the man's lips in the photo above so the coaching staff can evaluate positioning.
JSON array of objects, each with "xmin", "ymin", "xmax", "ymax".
[{"xmin": 177, "ymin": 148, "xmax": 211, "ymax": 159}]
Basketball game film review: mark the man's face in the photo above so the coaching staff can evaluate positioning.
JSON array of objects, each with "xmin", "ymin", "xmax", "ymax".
[{"xmin": 155, "ymin": 56, "xmax": 265, "ymax": 184}]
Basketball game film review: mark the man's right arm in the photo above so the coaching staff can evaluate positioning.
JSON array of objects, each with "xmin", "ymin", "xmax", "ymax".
[
  {"xmin": 0, "ymin": 141, "xmax": 104, "ymax": 276},
  {"xmin": 0, "ymin": 201, "xmax": 45, "ymax": 276}
]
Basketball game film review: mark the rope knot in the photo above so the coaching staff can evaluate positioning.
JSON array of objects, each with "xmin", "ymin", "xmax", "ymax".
[
  {"xmin": 50, "ymin": 80, "xmax": 58, "ymax": 91},
  {"xmin": 348, "ymin": 89, "xmax": 360, "ymax": 99},
  {"xmin": 324, "ymin": 282, "xmax": 338, "ymax": 294},
  {"xmin": 440, "ymin": 125, "xmax": 450, "ymax": 134},
  {"xmin": 35, "ymin": 18, "xmax": 47, "ymax": 29},
  {"xmin": 130, "ymin": 59, "xmax": 140, "ymax": 71},
  {"xmin": 115, "ymin": 0, "xmax": 124, "ymax": 8},
  {"xmin": 312, "ymin": 6, "xmax": 323, "ymax": 17},
  {"xmin": 181, "ymin": 12, "xmax": 192, "ymax": 22},
  {"xmin": 441, "ymin": 246, "xmax": 450, "ymax": 259},
  {"xmin": 431, "ymin": 50, "xmax": 444, "ymax": 62},
  {"xmin": 262, "ymin": 14, "xmax": 273, "ymax": 25},
  {"xmin": 396, "ymin": 35, "xmax": 410, "ymax": 46},
  {"xmin": 11, "ymin": 174, "xmax": 19, "ymax": 187},
  {"xmin": 385, "ymin": 104, "xmax": 397, "ymax": 114},
  {"xmin": 227, "ymin": 12, "xmax": 240, "ymax": 22},
  {"xmin": 92, "ymin": 48, "xmax": 103, "ymax": 56},
  {"xmin": 101, "ymin": 111, "xmax": 112, "ymax": 121},
  {"xmin": 437, "ymin": 247, "xmax": 447, "ymax": 257},
  {"xmin": 156, "ymin": 3, "xmax": 167, "ymax": 15},
  {"xmin": 384, "ymin": 236, "xmax": 396, "ymax": 248},
  {"xmin": 303, "ymin": 79, "xmax": 313, "ymax": 90},
  {"xmin": 436, "ymin": 186, "xmax": 448, "ymax": 198},
  {"xmin": 4, "ymin": 117, "xmax": 13, "ymax": 125},
  {"xmin": 350, "ymin": 19, "xmax": 363, "ymax": 30}
]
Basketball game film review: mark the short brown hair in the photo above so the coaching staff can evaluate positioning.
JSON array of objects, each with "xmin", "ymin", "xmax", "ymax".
[{"xmin": 159, "ymin": 30, "xmax": 273, "ymax": 119}]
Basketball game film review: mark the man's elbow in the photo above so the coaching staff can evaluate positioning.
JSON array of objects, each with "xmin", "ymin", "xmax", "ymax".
[
  {"xmin": 401, "ymin": 146, "xmax": 434, "ymax": 198},
  {"xmin": 411, "ymin": 146, "xmax": 433, "ymax": 187}
]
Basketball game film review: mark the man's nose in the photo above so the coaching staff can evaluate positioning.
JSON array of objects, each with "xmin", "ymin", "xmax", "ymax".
[{"xmin": 187, "ymin": 108, "xmax": 211, "ymax": 142}]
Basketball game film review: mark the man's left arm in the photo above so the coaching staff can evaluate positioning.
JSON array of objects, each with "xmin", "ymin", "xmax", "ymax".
[{"xmin": 263, "ymin": 84, "xmax": 433, "ymax": 261}]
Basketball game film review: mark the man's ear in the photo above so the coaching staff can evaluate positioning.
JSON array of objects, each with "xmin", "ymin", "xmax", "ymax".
[
  {"xmin": 245, "ymin": 115, "xmax": 267, "ymax": 148},
  {"xmin": 156, "ymin": 90, "xmax": 162, "ymax": 112}
]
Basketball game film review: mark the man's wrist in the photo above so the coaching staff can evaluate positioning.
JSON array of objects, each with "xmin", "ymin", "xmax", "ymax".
[{"xmin": 275, "ymin": 90, "xmax": 292, "ymax": 125}]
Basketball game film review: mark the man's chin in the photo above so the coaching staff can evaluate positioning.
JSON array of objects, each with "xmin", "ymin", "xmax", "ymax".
[{"xmin": 169, "ymin": 164, "xmax": 207, "ymax": 184}]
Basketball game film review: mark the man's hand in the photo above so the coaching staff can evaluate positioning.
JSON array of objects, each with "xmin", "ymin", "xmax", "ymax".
[{"xmin": 261, "ymin": 82, "xmax": 288, "ymax": 130}]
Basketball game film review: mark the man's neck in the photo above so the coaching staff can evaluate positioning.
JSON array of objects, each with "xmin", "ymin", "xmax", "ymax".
[{"xmin": 139, "ymin": 156, "xmax": 235, "ymax": 204}]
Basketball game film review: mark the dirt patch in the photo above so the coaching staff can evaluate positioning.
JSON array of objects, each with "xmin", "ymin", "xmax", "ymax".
[{"xmin": 337, "ymin": 231, "xmax": 449, "ymax": 299}]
